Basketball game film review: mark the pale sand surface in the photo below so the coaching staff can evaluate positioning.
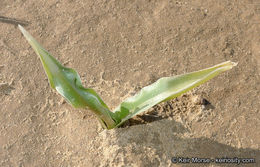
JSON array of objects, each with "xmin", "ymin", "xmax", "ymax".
[{"xmin": 0, "ymin": 0, "xmax": 259, "ymax": 166}]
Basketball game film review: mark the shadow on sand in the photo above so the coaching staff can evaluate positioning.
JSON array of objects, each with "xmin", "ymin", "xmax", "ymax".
[
  {"xmin": 111, "ymin": 119, "xmax": 259, "ymax": 166},
  {"xmin": 0, "ymin": 16, "xmax": 29, "ymax": 26}
]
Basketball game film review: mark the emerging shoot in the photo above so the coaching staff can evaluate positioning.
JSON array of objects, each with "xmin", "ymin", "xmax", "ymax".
[{"xmin": 18, "ymin": 25, "xmax": 237, "ymax": 129}]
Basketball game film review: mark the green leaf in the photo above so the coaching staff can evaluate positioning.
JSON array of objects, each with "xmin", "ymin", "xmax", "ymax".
[
  {"xmin": 113, "ymin": 61, "xmax": 237, "ymax": 127},
  {"xmin": 18, "ymin": 25, "xmax": 117, "ymax": 129},
  {"xmin": 19, "ymin": 25, "xmax": 237, "ymax": 129}
]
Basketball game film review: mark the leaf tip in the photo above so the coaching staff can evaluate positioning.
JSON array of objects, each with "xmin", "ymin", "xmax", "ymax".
[
  {"xmin": 226, "ymin": 61, "xmax": 238, "ymax": 70},
  {"xmin": 18, "ymin": 24, "xmax": 26, "ymax": 35},
  {"xmin": 231, "ymin": 61, "xmax": 238, "ymax": 67},
  {"xmin": 18, "ymin": 24, "xmax": 34, "ymax": 43},
  {"xmin": 217, "ymin": 61, "xmax": 238, "ymax": 71}
]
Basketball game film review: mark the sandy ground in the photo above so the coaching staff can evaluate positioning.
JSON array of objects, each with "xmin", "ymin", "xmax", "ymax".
[{"xmin": 0, "ymin": 0, "xmax": 260, "ymax": 166}]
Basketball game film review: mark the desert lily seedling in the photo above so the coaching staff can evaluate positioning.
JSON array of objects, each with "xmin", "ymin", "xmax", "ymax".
[{"xmin": 18, "ymin": 25, "xmax": 237, "ymax": 129}]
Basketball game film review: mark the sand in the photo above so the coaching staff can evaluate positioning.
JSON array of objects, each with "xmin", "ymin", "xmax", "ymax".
[{"xmin": 0, "ymin": 0, "xmax": 259, "ymax": 166}]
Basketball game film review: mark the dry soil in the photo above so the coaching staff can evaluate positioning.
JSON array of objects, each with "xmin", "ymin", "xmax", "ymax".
[{"xmin": 0, "ymin": 0, "xmax": 260, "ymax": 166}]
